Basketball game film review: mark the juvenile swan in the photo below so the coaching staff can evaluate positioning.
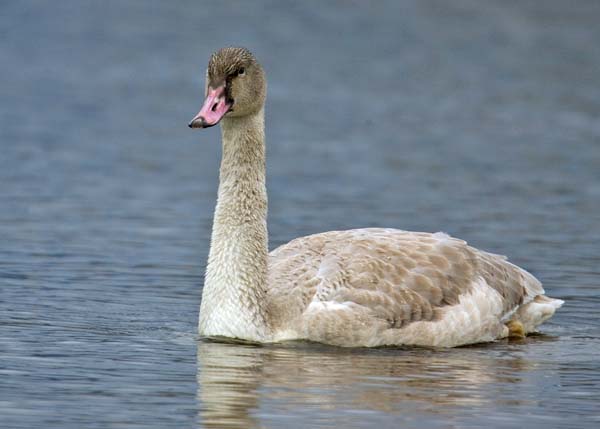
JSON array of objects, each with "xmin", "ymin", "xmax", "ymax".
[{"xmin": 188, "ymin": 47, "xmax": 563, "ymax": 347}]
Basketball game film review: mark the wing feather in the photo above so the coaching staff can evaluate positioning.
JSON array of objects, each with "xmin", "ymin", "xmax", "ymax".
[{"xmin": 267, "ymin": 228, "xmax": 539, "ymax": 331}]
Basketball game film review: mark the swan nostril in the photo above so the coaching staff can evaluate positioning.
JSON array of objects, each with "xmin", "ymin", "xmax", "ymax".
[{"xmin": 211, "ymin": 102, "xmax": 218, "ymax": 112}]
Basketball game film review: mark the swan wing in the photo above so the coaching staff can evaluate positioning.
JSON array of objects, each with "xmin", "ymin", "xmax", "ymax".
[{"xmin": 268, "ymin": 228, "xmax": 543, "ymax": 346}]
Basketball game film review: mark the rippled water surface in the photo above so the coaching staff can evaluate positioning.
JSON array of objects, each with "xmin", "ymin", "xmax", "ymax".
[{"xmin": 2, "ymin": 1, "xmax": 600, "ymax": 428}]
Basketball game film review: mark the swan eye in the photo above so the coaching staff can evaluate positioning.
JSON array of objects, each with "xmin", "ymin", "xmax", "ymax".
[{"xmin": 237, "ymin": 67, "xmax": 245, "ymax": 76}]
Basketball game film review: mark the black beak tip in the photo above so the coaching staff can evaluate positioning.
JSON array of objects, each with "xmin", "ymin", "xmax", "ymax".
[{"xmin": 188, "ymin": 117, "xmax": 210, "ymax": 129}]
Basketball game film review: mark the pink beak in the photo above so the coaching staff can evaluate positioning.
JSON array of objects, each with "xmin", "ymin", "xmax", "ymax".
[{"xmin": 188, "ymin": 85, "xmax": 231, "ymax": 128}]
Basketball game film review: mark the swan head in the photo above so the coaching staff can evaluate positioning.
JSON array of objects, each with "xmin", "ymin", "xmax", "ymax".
[{"xmin": 189, "ymin": 47, "xmax": 266, "ymax": 128}]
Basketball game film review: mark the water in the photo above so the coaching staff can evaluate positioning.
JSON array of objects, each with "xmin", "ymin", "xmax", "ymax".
[{"xmin": 1, "ymin": 1, "xmax": 599, "ymax": 427}]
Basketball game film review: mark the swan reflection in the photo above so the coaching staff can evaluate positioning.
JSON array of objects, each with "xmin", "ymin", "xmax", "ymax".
[{"xmin": 196, "ymin": 338, "xmax": 552, "ymax": 428}]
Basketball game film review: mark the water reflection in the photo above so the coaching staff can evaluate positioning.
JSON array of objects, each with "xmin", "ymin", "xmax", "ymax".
[
  {"xmin": 196, "ymin": 341, "xmax": 266, "ymax": 428},
  {"xmin": 196, "ymin": 339, "xmax": 541, "ymax": 428}
]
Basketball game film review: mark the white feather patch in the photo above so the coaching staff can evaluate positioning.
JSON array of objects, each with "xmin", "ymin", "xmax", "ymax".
[
  {"xmin": 307, "ymin": 301, "xmax": 353, "ymax": 312},
  {"xmin": 380, "ymin": 276, "xmax": 507, "ymax": 347}
]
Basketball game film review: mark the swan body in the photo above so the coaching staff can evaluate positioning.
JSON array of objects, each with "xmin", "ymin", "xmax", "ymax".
[{"xmin": 189, "ymin": 47, "xmax": 563, "ymax": 347}]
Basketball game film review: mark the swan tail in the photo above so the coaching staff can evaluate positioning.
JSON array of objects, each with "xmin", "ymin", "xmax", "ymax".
[{"xmin": 508, "ymin": 295, "xmax": 564, "ymax": 335}]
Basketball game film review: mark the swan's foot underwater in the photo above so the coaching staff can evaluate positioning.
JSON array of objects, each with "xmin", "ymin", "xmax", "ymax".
[{"xmin": 506, "ymin": 320, "xmax": 526, "ymax": 339}]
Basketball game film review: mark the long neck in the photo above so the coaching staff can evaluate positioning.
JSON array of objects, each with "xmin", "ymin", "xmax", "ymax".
[{"xmin": 199, "ymin": 108, "xmax": 270, "ymax": 341}]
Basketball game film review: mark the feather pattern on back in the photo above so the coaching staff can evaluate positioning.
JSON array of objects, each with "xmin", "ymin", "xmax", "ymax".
[{"xmin": 266, "ymin": 228, "xmax": 549, "ymax": 346}]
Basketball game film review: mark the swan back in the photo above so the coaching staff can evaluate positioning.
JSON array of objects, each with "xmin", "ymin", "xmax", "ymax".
[{"xmin": 266, "ymin": 228, "xmax": 549, "ymax": 346}]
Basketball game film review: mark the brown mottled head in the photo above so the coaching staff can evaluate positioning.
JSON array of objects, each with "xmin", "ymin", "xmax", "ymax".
[{"xmin": 189, "ymin": 47, "xmax": 266, "ymax": 129}]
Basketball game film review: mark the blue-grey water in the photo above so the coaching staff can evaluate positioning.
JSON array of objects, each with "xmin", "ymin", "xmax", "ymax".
[{"xmin": 1, "ymin": 1, "xmax": 599, "ymax": 428}]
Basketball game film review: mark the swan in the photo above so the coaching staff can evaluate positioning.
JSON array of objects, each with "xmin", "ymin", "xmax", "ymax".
[{"xmin": 188, "ymin": 47, "xmax": 563, "ymax": 347}]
